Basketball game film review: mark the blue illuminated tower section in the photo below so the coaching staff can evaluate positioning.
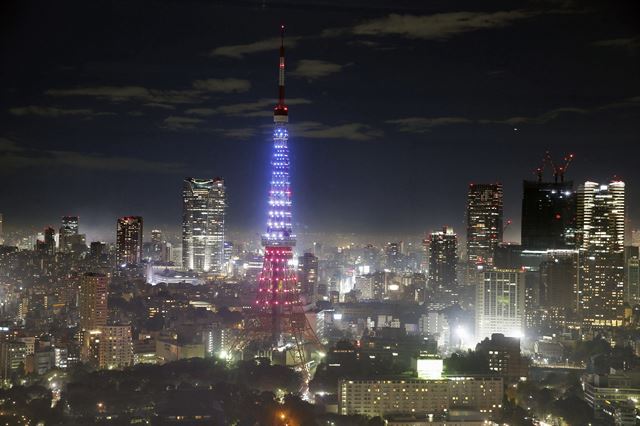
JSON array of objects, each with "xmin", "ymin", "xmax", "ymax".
[{"xmin": 255, "ymin": 26, "xmax": 303, "ymax": 347}]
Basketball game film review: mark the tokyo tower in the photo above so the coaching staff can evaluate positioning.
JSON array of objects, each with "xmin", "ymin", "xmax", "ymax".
[{"xmin": 240, "ymin": 26, "xmax": 320, "ymax": 369}]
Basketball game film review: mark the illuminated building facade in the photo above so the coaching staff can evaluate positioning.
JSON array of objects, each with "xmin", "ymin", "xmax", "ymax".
[
  {"xmin": 577, "ymin": 181, "xmax": 625, "ymax": 327},
  {"xmin": 182, "ymin": 178, "xmax": 226, "ymax": 273},
  {"xmin": 59, "ymin": 216, "xmax": 79, "ymax": 252},
  {"xmin": 466, "ymin": 183, "xmax": 503, "ymax": 265},
  {"xmin": 338, "ymin": 376, "xmax": 503, "ymax": 418},
  {"xmin": 428, "ymin": 226, "xmax": 458, "ymax": 299},
  {"xmin": 475, "ymin": 269, "xmax": 525, "ymax": 341},
  {"xmin": 79, "ymin": 272, "xmax": 109, "ymax": 332},
  {"xmin": 116, "ymin": 216, "xmax": 143, "ymax": 266}
]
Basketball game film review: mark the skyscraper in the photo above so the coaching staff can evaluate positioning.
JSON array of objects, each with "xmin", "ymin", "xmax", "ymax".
[
  {"xmin": 466, "ymin": 183, "xmax": 503, "ymax": 265},
  {"xmin": 116, "ymin": 216, "xmax": 143, "ymax": 266},
  {"xmin": 79, "ymin": 272, "xmax": 109, "ymax": 332},
  {"xmin": 37, "ymin": 226, "xmax": 56, "ymax": 255},
  {"xmin": 577, "ymin": 181, "xmax": 626, "ymax": 327},
  {"xmin": 521, "ymin": 180, "xmax": 576, "ymax": 250},
  {"xmin": 59, "ymin": 216, "xmax": 79, "ymax": 253},
  {"xmin": 298, "ymin": 252, "xmax": 319, "ymax": 303},
  {"xmin": 577, "ymin": 181, "xmax": 625, "ymax": 251},
  {"xmin": 428, "ymin": 226, "xmax": 458, "ymax": 299},
  {"xmin": 624, "ymin": 246, "xmax": 640, "ymax": 307},
  {"xmin": 182, "ymin": 178, "xmax": 225, "ymax": 273},
  {"xmin": 475, "ymin": 269, "xmax": 525, "ymax": 341}
]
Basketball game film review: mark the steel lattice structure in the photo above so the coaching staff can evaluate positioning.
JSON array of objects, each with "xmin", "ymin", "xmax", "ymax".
[{"xmin": 236, "ymin": 26, "xmax": 320, "ymax": 371}]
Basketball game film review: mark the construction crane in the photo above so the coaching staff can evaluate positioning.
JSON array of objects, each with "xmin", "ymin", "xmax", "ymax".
[{"xmin": 534, "ymin": 151, "xmax": 575, "ymax": 183}]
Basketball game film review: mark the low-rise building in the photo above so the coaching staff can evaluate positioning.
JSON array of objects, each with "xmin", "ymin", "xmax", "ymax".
[{"xmin": 338, "ymin": 376, "xmax": 503, "ymax": 418}]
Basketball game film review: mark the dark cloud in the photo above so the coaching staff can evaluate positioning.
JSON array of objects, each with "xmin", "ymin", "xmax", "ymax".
[
  {"xmin": 0, "ymin": 138, "xmax": 185, "ymax": 174},
  {"xmin": 593, "ymin": 36, "xmax": 640, "ymax": 49},
  {"xmin": 292, "ymin": 121, "xmax": 382, "ymax": 140},
  {"xmin": 347, "ymin": 10, "xmax": 541, "ymax": 40},
  {"xmin": 211, "ymin": 36, "xmax": 302, "ymax": 58},
  {"xmin": 8, "ymin": 106, "xmax": 113, "ymax": 117},
  {"xmin": 185, "ymin": 98, "xmax": 311, "ymax": 117},
  {"xmin": 387, "ymin": 97, "xmax": 640, "ymax": 133},
  {"xmin": 290, "ymin": 59, "xmax": 344, "ymax": 79},
  {"xmin": 45, "ymin": 79, "xmax": 251, "ymax": 105}
]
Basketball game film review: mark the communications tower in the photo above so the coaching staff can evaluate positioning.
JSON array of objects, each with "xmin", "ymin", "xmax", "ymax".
[{"xmin": 242, "ymin": 26, "xmax": 320, "ymax": 371}]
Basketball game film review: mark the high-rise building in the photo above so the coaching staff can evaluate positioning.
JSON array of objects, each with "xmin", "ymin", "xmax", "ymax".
[
  {"xmin": 386, "ymin": 242, "xmax": 402, "ymax": 271},
  {"xmin": 59, "ymin": 216, "xmax": 79, "ymax": 252},
  {"xmin": 577, "ymin": 181, "xmax": 625, "ymax": 251},
  {"xmin": 624, "ymin": 246, "xmax": 640, "ymax": 307},
  {"xmin": 475, "ymin": 269, "xmax": 525, "ymax": 341},
  {"xmin": 521, "ymin": 180, "xmax": 576, "ymax": 250},
  {"xmin": 182, "ymin": 178, "xmax": 225, "ymax": 273},
  {"xmin": 37, "ymin": 227, "xmax": 56, "ymax": 255},
  {"xmin": 298, "ymin": 252, "xmax": 318, "ymax": 303},
  {"xmin": 577, "ymin": 181, "xmax": 626, "ymax": 327},
  {"xmin": 116, "ymin": 216, "xmax": 143, "ymax": 266},
  {"xmin": 428, "ymin": 226, "xmax": 458, "ymax": 299},
  {"xmin": 96, "ymin": 325, "xmax": 133, "ymax": 369},
  {"xmin": 466, "ymin": 183, "xmax": 503, "ymax": 265},
  {"xmin": 148, "ymin": 229, "xmax": 169, "ymax": 262},
  {"xmin": 78, "ymin": 272, "xmax": 109, "ymax": 332}
]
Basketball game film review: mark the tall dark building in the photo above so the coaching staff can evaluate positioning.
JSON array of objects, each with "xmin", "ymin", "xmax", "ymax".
[
  {"xmin": 298, "ymin": 252, "xmax": 319, "ymax": 303},
  {"xmin": 37, "ymin": 227, "xmax": 56, "ymax": 255},
  {"xmin": 466, "ymin": 183, "xmax": 503, "ymax": 265},
  {"xmin": 428, "ymin": 227, "xmax": 458, "ymax": 298},
  {"xmin": 521, "ymin": 181, "xmax": 576, "ymax": 250},
  {"xmin": 116, "ymin": 216, "xmax": 143, "ymax": 266}
]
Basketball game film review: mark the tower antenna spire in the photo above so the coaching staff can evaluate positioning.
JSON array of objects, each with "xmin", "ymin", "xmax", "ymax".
[{"xmin": 274, "ymin": 24, "xmax": 288, "ymax": 120}]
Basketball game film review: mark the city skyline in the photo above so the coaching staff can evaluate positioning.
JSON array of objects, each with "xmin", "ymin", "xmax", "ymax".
[{"xmin": 1, "ymin": 1, "xmax": 639, "ymax": 240}]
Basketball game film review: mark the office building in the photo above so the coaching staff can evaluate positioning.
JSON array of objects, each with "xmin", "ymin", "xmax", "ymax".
[
  {"xmin": 625, "ymin": 246, "xmax": 640, "ymax": 306},
  {"xmin": 577, "ymin": 181, "xmax": 626, "ymax": 327},
  {"xmin": 59, "ymin": 216, "xmax": 79, "ymax": 252},
  {"xmin": 97, "ymin": 325, "xmax": 133, "ymax": 369},
  {"xmin": 521, "ymin": 180, "xmax": 576, "ymax": 250},
  {"xmin": 116, "ymin": 216, "xmax": 143, "ymax": 265},
  {"xmin": 37, "ymin": 227, "xmax": 56, "ymax": 255},
  {"xmin": 338, "ymin": 376, "xmax": 503, "ymax": 418},
  {"xmin": 476, "ymin": 333, "xmax": 527, "ymax": 382},
  {"xmin": 0, "ymin": 341, "xmax": 27, "ymax": 381},
  {"xmin": 475, "ymin": 269, "xmax": 525, "ymax": 341},
  {"xmin": 466, "ymin": 183, "xmax": 503, "ymax": 265},
  {"xmin": 577, "ymin": 181, "xmax": 625, "ymax": 251},
  {"xmin": 428, "ymin": 227, "xmax": 458, "ymax": 299},
  {"xmin": 79, "ymin": 272, "xmax": 109, "ymax": 332},
  {"xmin": 182, "ymin": 178, "xmax": 226, "ymax": 273},
  {"xmin": 298, "ymin": 252, "xmax": 318, "ymax": 302}
]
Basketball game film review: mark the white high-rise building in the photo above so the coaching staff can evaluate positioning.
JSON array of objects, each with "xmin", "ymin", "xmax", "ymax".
[
  {"xmin": 577, "ymin": 181, "xmax": 625, "ymax": 252},
  {"xmin": 577, "ymin": 180, "xmax": 626, "ymax": 327},
  {"xmin": 182, "ymin": 178, "xmax": 226, "ymax": 273},
  {"xmin": 475, "ymin": 269, "xmax": 525, "ymax": 342}
]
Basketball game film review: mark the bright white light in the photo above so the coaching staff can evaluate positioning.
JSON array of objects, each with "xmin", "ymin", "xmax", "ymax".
[{"xmin": 333, "ymin": 313, "xmax": 343, "ymax": 320}]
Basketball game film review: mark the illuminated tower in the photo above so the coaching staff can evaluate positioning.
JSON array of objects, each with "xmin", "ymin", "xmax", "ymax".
[{"xmin": 249, "ymin": 26, "xmax": 319, "ymax": 364}]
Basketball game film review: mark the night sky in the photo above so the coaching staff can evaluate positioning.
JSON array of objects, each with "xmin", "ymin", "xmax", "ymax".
[{"xmin": 1, "ymin": 0, "xmax": 639, "ymax": 243}]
